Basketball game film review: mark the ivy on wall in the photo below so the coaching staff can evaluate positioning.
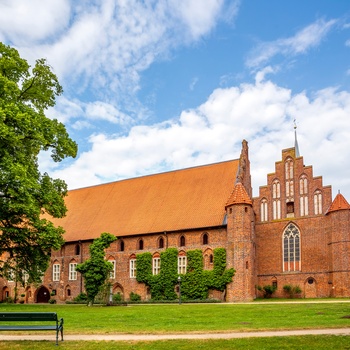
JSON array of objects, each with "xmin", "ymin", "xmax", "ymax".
[{"xmin": 136, "ymin": 247, "xmax": 235, "ymax": 301}]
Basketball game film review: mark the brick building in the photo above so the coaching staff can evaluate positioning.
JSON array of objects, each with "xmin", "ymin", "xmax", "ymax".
[{"xmin": 1, "ymin": 139, "xmax": 350, "ymax": 303}]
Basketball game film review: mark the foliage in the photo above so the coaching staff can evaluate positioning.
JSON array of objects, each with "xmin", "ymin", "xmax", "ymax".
[
  {"xmin": 129, "ymin": 292, "xmax": 141, "ymax": 302},
  {"xmin": 257, "ymin": 285, "xmax": 277, "ymax": 298},
  {"xmin": 112, "ymin": 292, "xmax": 123, "ymax": 302},
  {"xmin": 73, "ymin": 293, "xmax": 88, "ymax": 303},
  {"xmin": 283, "ymin": 284, "xmax": 302, "ymax": 298},
  {"xmin": 136, "ymin": 247, "xmax": 234, "ymax": 301},
  {"xmin": 76, "ymin": 232, "xmax": 117, "ymax": 305},
  {"xmin": 0, "ymin": 43, "xmax": 77, "ymax": 284},
  {"xmin": 48, "ymin": 299, "xmax": 56, "ymax": 304}
]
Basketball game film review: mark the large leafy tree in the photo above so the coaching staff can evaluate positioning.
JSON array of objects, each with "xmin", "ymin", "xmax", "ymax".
[
  {"xmin": 76, "ymin": 233, "xmax": 117, "ymax": 305},
  {"xmin": 0, "ymin": 43, "xmax": 77, "ymax": 285}
]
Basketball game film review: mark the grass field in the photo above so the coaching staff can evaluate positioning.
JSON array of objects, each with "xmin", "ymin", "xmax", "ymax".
[{"xmin": 0, "ymin": 300, "xmax": 350, "ymax": 349}]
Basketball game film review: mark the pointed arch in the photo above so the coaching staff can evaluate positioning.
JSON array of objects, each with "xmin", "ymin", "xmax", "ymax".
[
  {"xmin": 202, "ymin": 232, "xmax": 209, "ymax": 245},
  {"xmin": 179, "ymin": 235, "xmax": 186, "ymax": 247},
  {"xmin": 299, "ymin": 174, "xmax": 308, "ymax": 216},
  {"xmin": 272, "ymin": 179, "xmax": 281, "ymax": 219},
  {"xmin": 282, "ymin": 223, "xmax": 301, "ymax": 272},
  {"xmin": 314, "ymin": 189, "xmax": 323, "ymax": 215},
  {"xmin": 260, "ymin": 197, "xmax": 268, "ymax": 222}
]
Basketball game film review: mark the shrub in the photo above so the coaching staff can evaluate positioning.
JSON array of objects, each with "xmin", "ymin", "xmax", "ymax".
[
  {"xmin": 257, "ymin": 285, "xmax": 277, "ymax": 298},
  {"xmin": 129, "ymin": 292, "xmax": 141, "ymax": 302},
  {"xmin": 113, "ymin": 292, "xmax": 123, "ymax": 302},
  {"xmin": 74, "ymin": 292, "xmax": 88, "ymax": 303},
  {"xmin": 283, "ymin": 284, "xmax": 302, "ymax": 298},
  {"xmin": 49, "ymin": 299, "xmax": 57, "ymax": 304}
]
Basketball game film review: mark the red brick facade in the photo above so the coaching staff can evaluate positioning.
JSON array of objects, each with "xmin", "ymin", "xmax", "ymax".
[{"xmin": 1, "ymin": 141, "xmax": 349, "ymax": 302}]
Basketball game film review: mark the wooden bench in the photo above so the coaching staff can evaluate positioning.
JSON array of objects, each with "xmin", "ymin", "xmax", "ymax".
[{"xmin": 0, "ymin": 312, "xmax": 64, "ymax": 345}]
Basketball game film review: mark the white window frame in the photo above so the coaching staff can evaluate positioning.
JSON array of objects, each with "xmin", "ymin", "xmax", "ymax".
[
  {"xmin": 109, "ymin": 260, "xmax": 116, "ymax": 279},
  {"xmin": 152, "ymin": 258, "xmax": 161, "ymax": 275},
  {"xmin": 314, "ymin": 190, "xmax": 322, "ymax": 215},
  {"xmin": 260, "ymin": 198, "xmax": 268, "ymax": 222},
  {"xmin": 69, "ymin": 263, "xmax": 77, "ymax": 281},
  {"xmin": 178, "ymin": 256, "xmax": 187, "ymax": 274},
  {"xmin": 130, "ymin": 259, "xmax": 136, "ymax": 278},
  {"xmin": 53, "ymin": 264, "xmax": 60, "ymax": 282}
]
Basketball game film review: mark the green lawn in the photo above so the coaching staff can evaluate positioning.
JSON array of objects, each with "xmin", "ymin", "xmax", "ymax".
[{"xmin": 0, "ymin": 301, "xmax": 349, "ymax": 349}]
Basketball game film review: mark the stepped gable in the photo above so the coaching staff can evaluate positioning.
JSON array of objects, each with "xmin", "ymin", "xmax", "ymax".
[
  {"xmin": 326, "ymin": 192, "xmax": 350, "ymax": 214},
  {"xmin": 225, "ymin": 181, "xmax": 252, "ymax": 207},
  {"xmin": 49, "ymin": 159, "xmax": 239, "ymax": 242}
]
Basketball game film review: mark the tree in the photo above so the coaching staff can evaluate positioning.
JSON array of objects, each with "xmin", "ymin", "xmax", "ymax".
[
  {"xmin": 76, "ymin": 232, "xmax": 117, "ymax": 305},
  {"xmin": 0, "ymin": 43, "xmax": 77, "ymax": 286}
]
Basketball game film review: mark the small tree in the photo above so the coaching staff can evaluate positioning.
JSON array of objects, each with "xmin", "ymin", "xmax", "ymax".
[{"xmin": 76, "ymin": 232, "xmax": 116, "ymax": 305}]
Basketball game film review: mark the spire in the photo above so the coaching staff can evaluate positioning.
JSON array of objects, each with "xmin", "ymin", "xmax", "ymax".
[
  {"xmin": 326, "ymin": 191, "xmax": 350, "ymax": 214},
  {"xmin": 294, "ymin": 119, "xmax": 300, "ymax": 157}
]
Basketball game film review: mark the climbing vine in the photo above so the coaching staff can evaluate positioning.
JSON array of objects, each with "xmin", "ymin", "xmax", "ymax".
[{"xmin": 136, "ymin": 247, "xmax": 235, "ymax": 301}]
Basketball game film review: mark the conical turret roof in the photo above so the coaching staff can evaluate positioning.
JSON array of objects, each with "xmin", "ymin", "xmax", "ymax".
[
  {"xmin": 326, "ymin": 192, "xmax": 350, "ymax": 214},
  {"xmin": 225, "ymin": 182, "xmax": 252, "ymax": 207}
]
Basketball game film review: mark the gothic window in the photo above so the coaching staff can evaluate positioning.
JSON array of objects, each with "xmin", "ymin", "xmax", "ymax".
[
  {"xmin": 202, "ymin": 233, "xmax": 208, "ymax": 245},
  {"xmin": 272, "ymin": 180, "xmax": 281, "ymax": 220},
  {"xmin": 285, "ymin": 158, "xmax": 294, "ymax": 199},
  {"xmin": 152, "ymin": 257, "xmax": 161, "ymax": 275},
  {"xmin": 158, "ymin": 237, "xmax": 164, "ymax": 249},
  {"xmin": 109, "ymin": 260, "xmax": 116, "ymax": 279},
  {"xmin": 314, "ymin": 190, "xmax": 323, "ymax": 215},
  {"xmin": 129, "ymin": 259, "xmax": 136, "ymax": 278},
  {"xmin": 75, "ymin": 244, "xmax": 80, "ymax": 255},
  {"xmin": 138, "ymin": 239, "xmax": 144, "ymax": 250},
  {"xmin": 299, "ymin": 175, "xmax": 308, "ymax": 216},
  {"xmin": 69, "ymin": 262, "xmax": 77, "ymax": 280},
  {"xmin": 119, "ymin": 240, "xmax": 125, "ymax": 252},
  {"xmin": 178, "ymin": 255, "xmax": 187, "ymax": 274},
  {"xmin": 283, "ymin": 223, "xmax": 301, "ymax": 272},
  {"xmin": 53, "ymin": 263, "xmax": 60, "ymax": 282},
  {"xmin": 260, "ymin": 198, "xmax": 268, "ymax": 222},
  {"xmin": 180, "ymin": 235, "xmax": 186, "ymax": 247}
]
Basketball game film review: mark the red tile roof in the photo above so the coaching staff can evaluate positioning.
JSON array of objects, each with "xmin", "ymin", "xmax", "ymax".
[
  {"xmin": 327, "ymin": 192, "xmax": 350, "ymax": 214},
  {"xmin": 225, "ymin": 182, "xmax": 252, "ymax": 207},
  {"xmin": 50, "ymin": 160, "xmax": 239, "ymax": 242}
]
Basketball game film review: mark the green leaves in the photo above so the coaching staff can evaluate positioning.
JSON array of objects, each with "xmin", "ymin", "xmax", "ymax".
[
  {"xmin": 77, "ymin": 233, "xmax": 117, "ymax": 305},
  {"xmin": 136, "ymin": 247, "xmax": 235, "ymax": 301},
  {"xmin": 0, "ymin": 43, "xmax": 77, "ymax": 285}
]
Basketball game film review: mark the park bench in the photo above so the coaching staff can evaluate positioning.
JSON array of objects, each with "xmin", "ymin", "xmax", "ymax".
[{"xmin": 0, "ymin": 312, "xmax": 64, "ymax": 345}]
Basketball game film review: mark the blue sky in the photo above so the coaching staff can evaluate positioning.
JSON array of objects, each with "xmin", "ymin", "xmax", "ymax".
[{"xmin": 1, "ymin": 0, "xmax": 350, "ymax": 200}]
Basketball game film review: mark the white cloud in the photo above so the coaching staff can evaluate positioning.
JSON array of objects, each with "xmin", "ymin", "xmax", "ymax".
[
  {"xmin": 246, "ymin": 18, "xmax": 337, "ymax": 69},
  {"xmin": 46, "ymin": 78, "xmax": 350, "ymax": 202},
  {"xmin": 0, "ymin": 0, "xmax": 70, "ymax": 44}
]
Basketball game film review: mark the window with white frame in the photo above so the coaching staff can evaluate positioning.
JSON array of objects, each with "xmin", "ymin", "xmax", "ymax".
[
  {"xmin": 109, "ymin": 260, "xmax": 116, "ymax": 279},
  {"xmin": 272, "ymin": 180, "xmax": 281, "ymax": 220},
  {"xmin": 53, "ymin": 264, "xmax": 60, "ymax": 281},
  {"xmin": 178, "ymin": 256, "xmax": 187, "ymax": 274},
  {"xmin": 69, "ymin": 263, "xmax": 77, "ymax": 280},
  {"xmin": 260, "ymin": 198, "xmax": 268, "ymax": 222},
  {"xmin": 314, "ymin": 190, "xmax": 322, "ymax": 215},
  {"xmin": 130, "ymin": 259, "xmax": 136, "ymax": 278},
  {"xmin": 153, "ymin": 257, "xmax": 160, "ymax": 275},
  {"xmin": 299, "ymin": 175, "xmax": 308, "ymax": 216},
  {"xmin": 285, "ymin": 158, "xmax": 294, "ymax": 199}
]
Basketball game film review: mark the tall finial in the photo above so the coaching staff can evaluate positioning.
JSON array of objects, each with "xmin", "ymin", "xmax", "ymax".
[{"xmin": 294, "ymin": 119, "xmax": 300, "ymax": 157}]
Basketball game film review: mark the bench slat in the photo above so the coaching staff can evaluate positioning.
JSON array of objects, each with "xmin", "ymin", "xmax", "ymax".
[{"xmin": 0, "ymin": 325, "xmax": 58, "ymax": 330}]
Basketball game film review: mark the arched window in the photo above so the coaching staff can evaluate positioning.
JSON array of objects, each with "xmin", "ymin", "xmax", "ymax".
[
  {"xmin": 152, "ymin": 254, "xmax": 161, "ymax": 275},
  {"xmin": 75, "ymin": 244, "xmax": 80, "ymax": 255},
  {"xmin": 260, "ymin": 198, "xmax": 268, "ymax": 222},
  {"xmin": 180, "ymin": 235, "xmax": 185, "ymax": 247},
  {"xmin": 138, "ymin": 239, "xmax": 144, "ymax": 250},
  {"xmin": 299, "ymin": 175, "xmax": 308, "ymax": 216},
  {"xmin": 272, "ymin": 180, "xmax": 281, "ymax": 220},
  {"xmin": 158, "ymin": 237, "xmax": 164, "ymax": 249},
  {"xmin": 119, "ymin": 240, "xmax": 125, "ymax": 252},
  {"xmin": 314, "ymin": 190, "xmax": 323, "ymax": 215},
  {"xmin": 283, "ymin": 223, "xmax": 301, "ymax": 272},
  {"xmin": 285, "ymin": 157, "xmax": 294, "ymax": 199},
  {"xmin": 202, "ymin": 233, "xmax": 208, "ymax": 245}
]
